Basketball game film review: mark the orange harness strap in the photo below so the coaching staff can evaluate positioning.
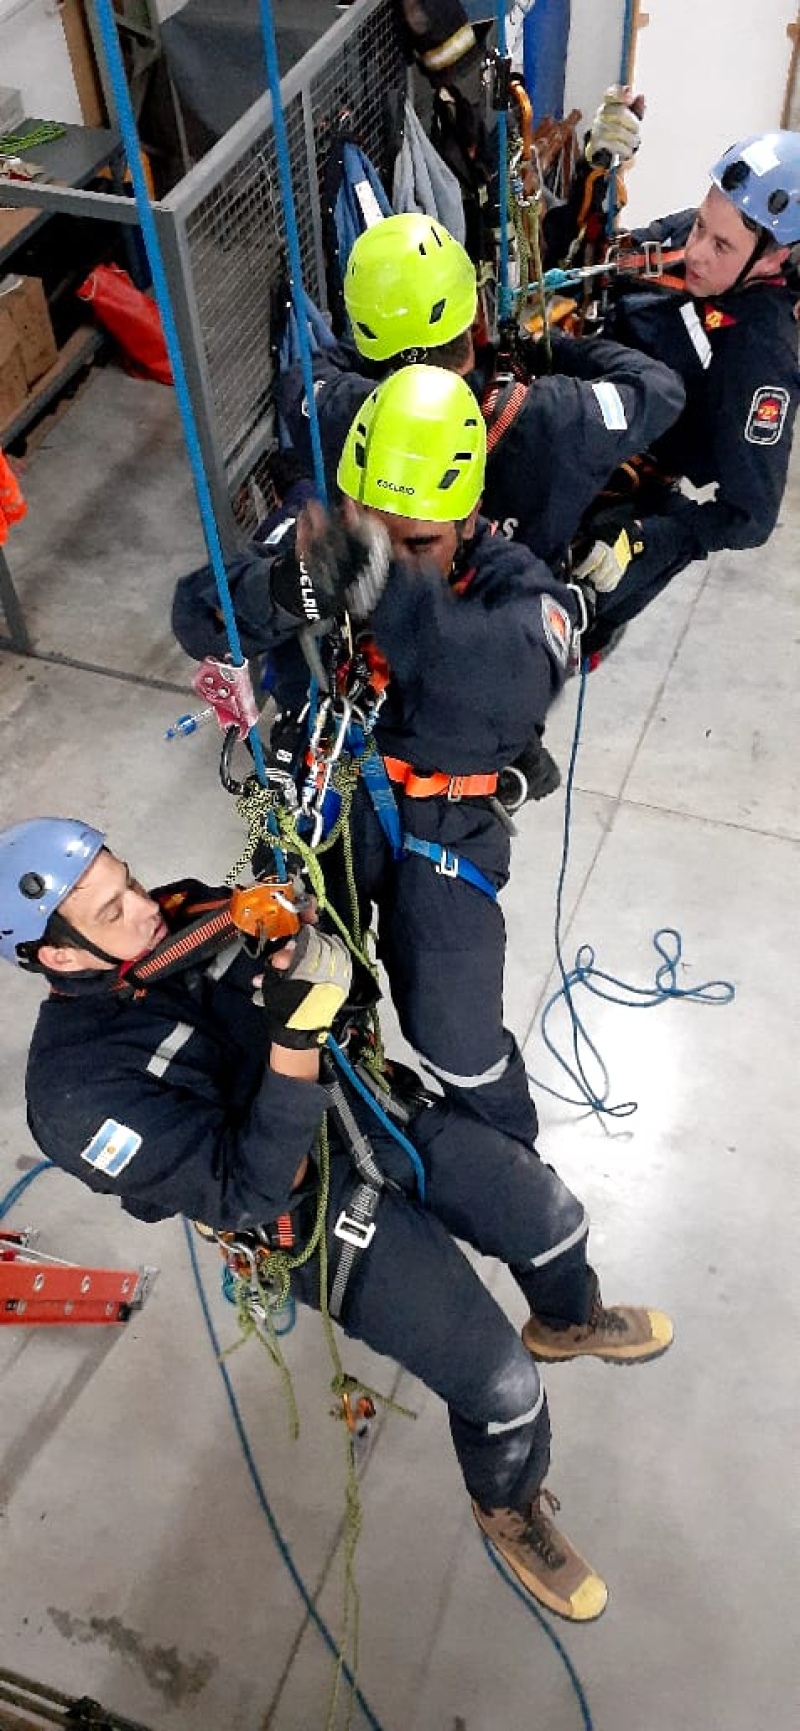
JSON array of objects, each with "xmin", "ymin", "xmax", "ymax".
[
  {"xmin": 382, "ymin": 755, "xmax": 498, "ymax": 801},
  {"xmin": 482, "ymin": 380, "xmax": 529, "ymax": 454}
]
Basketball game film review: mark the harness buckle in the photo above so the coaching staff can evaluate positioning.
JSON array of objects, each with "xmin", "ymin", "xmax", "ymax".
[
  {"xmin": 334, "ymin": 1210, "xmax": 377, "ymax": 1250},
  {"xmin": 447, "ymin": 776, "xmax": 465, "ymax": 802},
  {"xmin": 435, "ymin": 848, "xmax": 460, "ymax": 879}
]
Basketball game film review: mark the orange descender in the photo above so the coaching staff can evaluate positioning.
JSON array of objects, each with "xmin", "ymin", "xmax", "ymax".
[{"xmin": 229, "ymin": 878, "xmax": 302, "ymax": 948}]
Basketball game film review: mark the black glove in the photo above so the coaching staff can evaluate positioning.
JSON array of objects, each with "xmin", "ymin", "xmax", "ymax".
[
  {"xmin": 258, "ymin": 925, "xmax": 353, "ymax": 1048},
  {"xmin": 270, "ymin": 543, "xmax": 346, "ymax": 625},
  {"xmin": 270, "ymin": 514, "xmax": 390, "ymax": 624}
]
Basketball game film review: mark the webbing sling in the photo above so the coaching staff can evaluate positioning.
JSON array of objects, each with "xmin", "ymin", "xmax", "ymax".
[
  {"xmin": 346, "ymin": 726, "xmax": 498, "ymax": 902},
  {"xmin": 401, "ymin": 835, "xmax": 498, "ymax": 898},
  {"xmin": 326, "ymin": 1070, "xmax": 385, "ymax": 1321},
  {"xmin": 482, "ymin": 378, "xmax": 529, "ymax": 453}
]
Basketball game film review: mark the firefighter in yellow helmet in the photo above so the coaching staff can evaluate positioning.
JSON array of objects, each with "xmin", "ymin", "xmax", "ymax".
[
  {"xmin": 275, "ymin": 211, "xmax": 684, "ymax": 804},
  {"xmin": 175, "ymin": 365, "xmax": 609, "ymax": 1150}
]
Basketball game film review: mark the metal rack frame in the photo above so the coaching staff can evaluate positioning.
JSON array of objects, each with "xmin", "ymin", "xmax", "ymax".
[{"xmin": 0, "ymin": 0, "xmax": 405, "ymax": 567}]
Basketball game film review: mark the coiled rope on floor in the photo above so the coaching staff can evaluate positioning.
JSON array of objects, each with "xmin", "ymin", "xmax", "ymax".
[{"xmin": 525, "ymin": 663, "xmax": 735, "ymax": 1119}]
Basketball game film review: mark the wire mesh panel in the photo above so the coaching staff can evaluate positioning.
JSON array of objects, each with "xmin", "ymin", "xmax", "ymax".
[{"xmin": 163, "ymin": 0, "xmax": 407, "ymax": 538}]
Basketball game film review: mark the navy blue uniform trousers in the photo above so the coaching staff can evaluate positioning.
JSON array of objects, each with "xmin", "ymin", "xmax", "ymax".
[
  {"xmin": 322, "ymin": 782, "xmax": 539, "ymax": 1149},
  {"xmin": 289, "ymin": 1096, "xmax": 591, "ymax": 1512}
]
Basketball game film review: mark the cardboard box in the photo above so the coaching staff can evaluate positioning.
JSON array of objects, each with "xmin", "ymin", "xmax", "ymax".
[
  {"xmin": 0, "ymin": 274, "xmax": 58, "ymax": 386},
  {"xmin": 0, "ymin": 307, "xmax": 28, "ymax": 427},
  {"xmin": 0, "ymin": 207, "xmax": 38, "ymax": 253}
]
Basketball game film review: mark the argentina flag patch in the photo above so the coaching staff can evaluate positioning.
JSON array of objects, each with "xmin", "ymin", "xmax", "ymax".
[{"xmin": 80, "ymin": 1119, "xmax": 142, "ymax": 1177}]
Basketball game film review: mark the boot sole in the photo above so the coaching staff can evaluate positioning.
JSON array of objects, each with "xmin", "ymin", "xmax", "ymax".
[{"xmin": 525, "ymin": 1339, "xmax": 673, "ymax": 1366}]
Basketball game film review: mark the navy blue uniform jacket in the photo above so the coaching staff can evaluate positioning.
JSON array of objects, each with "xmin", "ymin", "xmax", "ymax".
[
  {"xmin": 606, "ymin": 209, "xmax": 800, "ymax": 560},
  {"xmin": 275, "ymin": 333, "xmax": 685, "ymax": 567},
  {"xmin": 173, "ymin": 517, "xmax": 578, "ymax": 776},
  {"xmin": 26, "ymin": 931, "xmax": 331, "ymax": 1229}
]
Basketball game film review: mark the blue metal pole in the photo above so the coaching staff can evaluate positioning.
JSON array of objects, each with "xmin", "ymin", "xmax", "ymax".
[
  {"xmin": 619, "ymin": 0, "xmax": 636, "ymax": 84},
  {"xmin": 607, "ymin": 0, "xmax": 637, "ymax": 236},
  {"xmin": 92, "ymin": 0, "xmax": 271, "ymax": 787}
]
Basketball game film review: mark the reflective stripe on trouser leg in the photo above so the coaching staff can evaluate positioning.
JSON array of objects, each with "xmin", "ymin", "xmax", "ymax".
[
  {"xmin": 378, "ymin": 849, "xmax": 537, "ymax": 1144},
  {"xmin": 450, "ymin": 1356, "xmax": 551, "ymax": 1513},
  {"xmin": 408, "ymin": 1105, "xmax": 593, "ymax": 1324},
  {"xmin": 311, "ymin": 1177, "xmax": 553, "ymax": 1510}
]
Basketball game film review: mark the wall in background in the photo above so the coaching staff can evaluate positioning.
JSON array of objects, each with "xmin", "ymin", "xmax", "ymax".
[
  {"xmin": 594, "ymin": 0, "xmax": 796, "ymax": 225},
  {"xmin": 0, "ymin": 2, "xmax": 795, "ymax": 224},
  {"xmin": 563, "ymin": 0, "xmax": 626, "ymax": 128},
  {"xmin": 0, "ymin": 0, "xmax": 82, "ymax": 124}
]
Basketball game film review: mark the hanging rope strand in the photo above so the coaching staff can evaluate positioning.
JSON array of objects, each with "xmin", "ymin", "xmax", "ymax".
[
  {"xmin": 257, "ymin": 0, "xmax": 329, "ymax": 507},
  {"xmin": 91, "ymin": 0, "xmax": 271, "ymax": 789}
]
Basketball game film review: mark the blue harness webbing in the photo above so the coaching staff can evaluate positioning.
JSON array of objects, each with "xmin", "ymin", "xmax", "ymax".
[{"xmin": 345, "ymin": 723, "xmax": 498, "ymax": 903}]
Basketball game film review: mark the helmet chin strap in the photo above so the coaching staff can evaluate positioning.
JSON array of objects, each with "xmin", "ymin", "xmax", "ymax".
[
  {"xmin": 39, "ymin": 884, "xmax": 238, "ymax": 986},
  {"xmin": 43, "ymin": 909, "xmax": 128, "ymax": 969},
  {"xmin": 731, "ymin": 226, "xmax": 774, "ymax": 292}
]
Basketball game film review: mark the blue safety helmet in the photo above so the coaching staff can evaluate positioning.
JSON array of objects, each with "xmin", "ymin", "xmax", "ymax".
[
  {"xmin": 711, "ymin": 132, "xmax": 800, "ymax": 245},
  {"xmin": 0, "ymin": 818, "xmax": 105, "ymax": 963}
]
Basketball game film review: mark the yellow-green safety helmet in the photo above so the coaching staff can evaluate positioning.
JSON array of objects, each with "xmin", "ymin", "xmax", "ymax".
[
  {"xmin": 337, "ymin": 365, "xmax": 486, "ymax": 521},
  {"xmin": 344, "ymin": 214, "xmax": 478, "ymax": 361}
]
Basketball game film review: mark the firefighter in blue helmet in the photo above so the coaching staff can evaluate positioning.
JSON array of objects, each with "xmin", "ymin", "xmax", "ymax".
[
  {"xmin": 175, "ymin": 366, "xmax": 597, "ymax": 1147},
  {"xmin": 578, "ymin": 129, "xmax": 800, "ymax": 656},
  {"xmin": 0, "ymin": 813, "xmax": 673, "ymax": 1624},
  {"xmin": 274, "ymin": 210, "xmax": 685, "ymax": 803}
]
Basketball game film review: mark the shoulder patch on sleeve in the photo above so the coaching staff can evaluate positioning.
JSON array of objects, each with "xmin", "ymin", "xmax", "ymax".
[
  {"xmin": 80, "ymin": 1119, "xmax": 142, "ymax": 1178},
  {"xmin": 744, "ymin": 386, "xmax": 790, "ymax": 447},
  {"xmin": 541, "ymin": 595, "xmax": 571, "ymax": 668},
  {"xmin": 590, "ymin": 381, "xmax": 628, "ymax": 431}
]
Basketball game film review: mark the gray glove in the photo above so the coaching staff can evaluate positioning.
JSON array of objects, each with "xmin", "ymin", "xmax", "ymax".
[
  {"xmin": 572, "ymin": 515, "xmax": 644, "ymax": 594},
  {"xmin": 585, "ymin": 86, "xmax": 641, "ymax": 166},
  {"xmin": 258, "ymin": 926, "xmax": 353, "ymax": 1048},
  {"xmin": 274, "ymin": 507, "xmax": 390, "ymax": 626},
  {"xmin": 343, "ymin": 515, "xmax": 392, "ymax": 621}
]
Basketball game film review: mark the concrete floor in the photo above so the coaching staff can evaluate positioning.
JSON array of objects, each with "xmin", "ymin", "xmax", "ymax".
[{"xmin": 1, "ymin": 363, "xmax": 799, "ymax": 1730}]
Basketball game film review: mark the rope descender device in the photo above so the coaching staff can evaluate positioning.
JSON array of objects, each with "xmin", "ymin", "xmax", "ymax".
[
  {"xmin": 331, "ymin": 1375, "xmax": 377, "ymax": 1464},
  {"xmin": 191, "ymin": 655, "xmax": 260, "ymax": 740},
  {"xmin": 229, "ymin": 878, "xmax": 302, "ymax": 949}
]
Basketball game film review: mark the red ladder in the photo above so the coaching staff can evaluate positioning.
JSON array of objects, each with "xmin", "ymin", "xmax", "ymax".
[{"xmin": 0, "ymin": 1229, "xmax": 156, "ymax": 1326}]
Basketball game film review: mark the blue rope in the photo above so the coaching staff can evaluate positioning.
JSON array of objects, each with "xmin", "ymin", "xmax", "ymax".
[
  {"xmin": 182, "ymin": 1217, "xmax": 384, "ymax": 1730},
  {"xmin": 257, "ymin": 0, "xmax": 328, "ymax": 508},
  {"xmin": 92, "ymin": 0, "xmax": 270, "ymax": 790},
  {"xmin": 480, "ymin": 1537, "xmax": 595, "ymax": 1731},
  {"xmin": 0, "ymin": 1160, "xmax": 54, "ymax": 1221},
  {"xmin": 325, "ymin": 1036, "xmax": 427, "ymax": 1202},
  {"xmin": 525, "ymin": 664, "xmax": 735, "ymax": 1119}
]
